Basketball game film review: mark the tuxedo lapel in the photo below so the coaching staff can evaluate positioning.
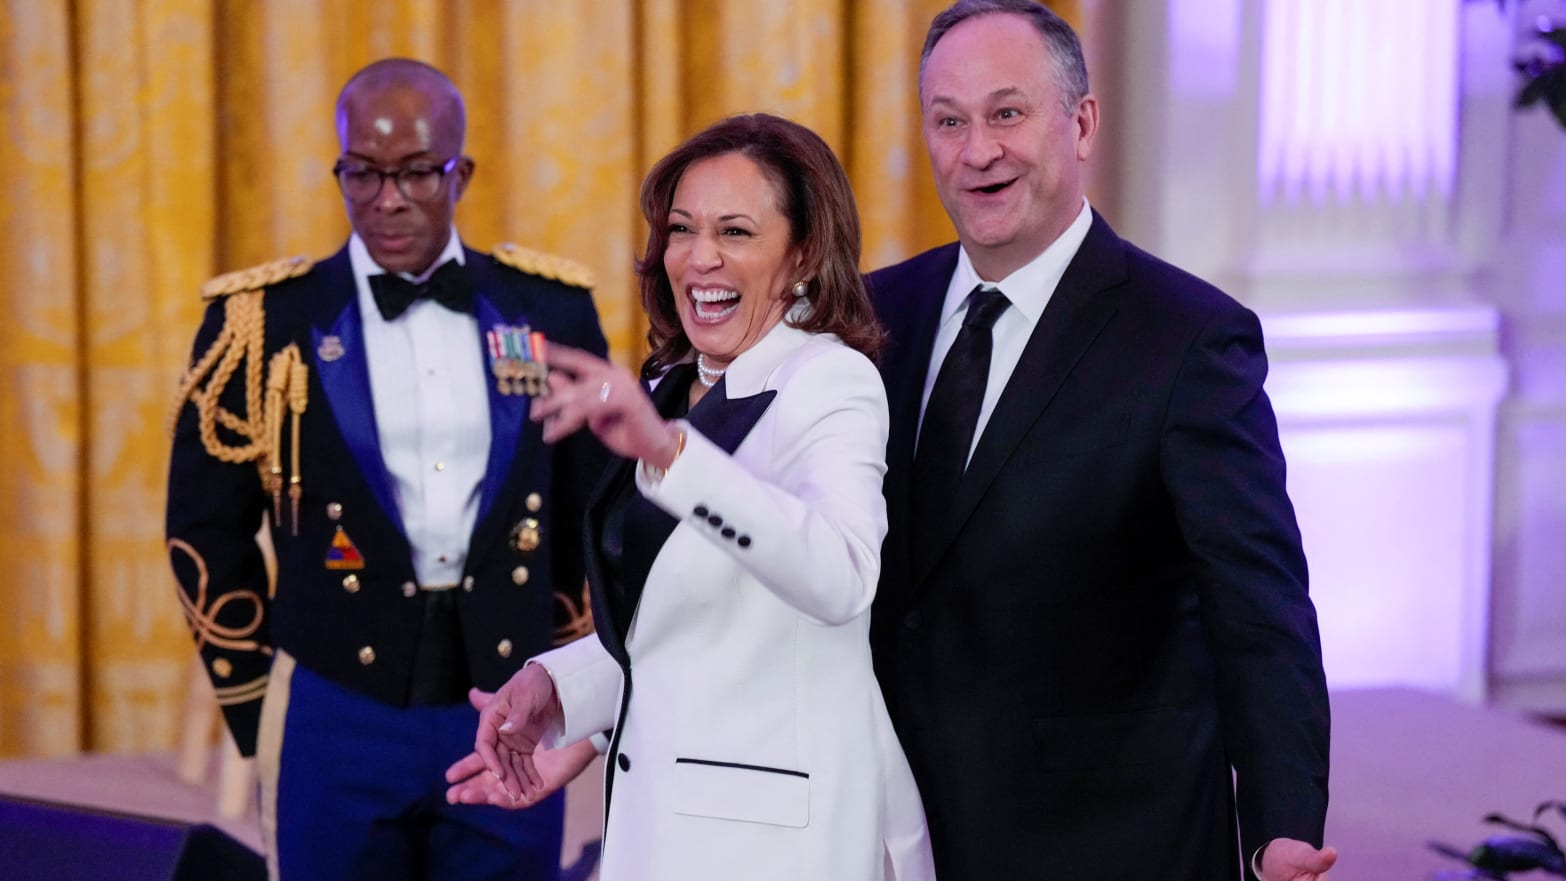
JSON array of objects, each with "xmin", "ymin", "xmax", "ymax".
[
  {"xmin": 686, "ymin": 379, "xmax": 778, "ymax": 455},
  {"xmin": 912, "ymin": 216, "xmax": 1126, "ymax": 587},
  {"xmin": 582, "ymin": 465, "xmax": 637, "ymax": 665},
  {"xmin": 310, "ymin": 252, "xmax": 405, "ymax": 533}
]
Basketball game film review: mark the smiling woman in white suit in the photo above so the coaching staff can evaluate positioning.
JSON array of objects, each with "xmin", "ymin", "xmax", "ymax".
[{"xmin": 445, "ymin": 113, "xmax": 935, "ymax": 881}]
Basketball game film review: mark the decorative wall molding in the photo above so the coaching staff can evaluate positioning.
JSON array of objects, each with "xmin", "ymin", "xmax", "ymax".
[{"xmin": 1264, "ymin": 306, "xmax": 1507, "ymax": 702}]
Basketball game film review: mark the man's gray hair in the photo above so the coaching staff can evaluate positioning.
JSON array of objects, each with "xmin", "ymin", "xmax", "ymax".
[{"xmin": 919, "ymin": 0, "xmax": 1090, "ymax": 113}]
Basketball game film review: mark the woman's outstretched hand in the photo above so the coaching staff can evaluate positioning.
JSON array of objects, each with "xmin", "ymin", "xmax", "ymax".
[{"xmin": 531, "ymin": 345, "xmax": 682, "ymax": 469}]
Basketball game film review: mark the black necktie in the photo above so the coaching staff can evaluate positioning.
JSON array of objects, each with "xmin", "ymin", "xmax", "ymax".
[
  {"xmin": 910, "ymin": 285, "xmax": 1010, "ymax": 569},
  {"xmin": 369, "ymin": 260, "xmax": 473, "ymax": 321}
]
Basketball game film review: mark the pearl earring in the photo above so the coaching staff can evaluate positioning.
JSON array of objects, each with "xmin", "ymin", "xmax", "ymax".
[{"xmin": 792, "ymin": 280, "xmax": 808, "ymax": 297}]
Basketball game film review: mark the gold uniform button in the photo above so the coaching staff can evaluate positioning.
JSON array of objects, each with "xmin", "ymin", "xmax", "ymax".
[
  {"xmin": 342, "ymin": 574, "xmax": 360, "ymax": 593},
  {"xmin": 212, "ymin": 658, "xmax": 233, "ymax": 679},
  {"xmin": 511, "ymin": 518, "xmax": 541, "ymax": 553},
  {"xmin": 326, "ymin": 502, "xmax": 343, "ymax": 521},
  {"xmin": 402, "ymin": 581, "xmax": 418, "ymax": 598},
  {"xmin": 462, "ymin": 575, "xmax": 475, "ymax": 592},
  {"xmin": 358, "ymin": 646, "xmax": 376, "ymax": 665},
  {"xmin": 512, "ymin": 566, "xmax": 529, "ymax": 586},
  {"xmin": 497, "ymin": 639, "xmax": 513, "ymax": 659},
  {"xmin": 525, "ymin": 492, "xmax": 542, "ymax": 512}
]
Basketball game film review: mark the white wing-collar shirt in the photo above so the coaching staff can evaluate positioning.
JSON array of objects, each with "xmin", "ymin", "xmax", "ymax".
[{"xmin": 350, "ymin": 228, "xmax": 490, "ymax": 587}]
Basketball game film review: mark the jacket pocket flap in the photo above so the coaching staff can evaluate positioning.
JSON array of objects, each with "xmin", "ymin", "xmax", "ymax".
[{"xmin": 671, "ymin": 758, "xmax": 810, "ymax": 828}]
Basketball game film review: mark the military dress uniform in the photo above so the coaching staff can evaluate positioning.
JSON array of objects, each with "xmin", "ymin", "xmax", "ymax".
[{"xmin": 166, "ymin": 235, "xmax": 607, "ymax": 881}]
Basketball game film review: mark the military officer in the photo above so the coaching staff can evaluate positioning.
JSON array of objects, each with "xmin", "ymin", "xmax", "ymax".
[{"xmin": 165, "ymin": 58, "xmax": 606, "ymax": 881}]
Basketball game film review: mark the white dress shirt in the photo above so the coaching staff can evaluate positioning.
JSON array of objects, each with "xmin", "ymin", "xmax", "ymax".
[
  {"xmin": 350, "ymin": 229, "xmax": 490, "ymax": 586},
  {"xmin": 918, "ymin": 198, "xmax": 1094, "ymax": 464}
]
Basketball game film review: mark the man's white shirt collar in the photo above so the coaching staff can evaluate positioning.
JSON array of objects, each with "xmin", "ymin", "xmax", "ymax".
[{"xmin": 942, "ymin": 197, "xmax": 1093, "ymax": 325}]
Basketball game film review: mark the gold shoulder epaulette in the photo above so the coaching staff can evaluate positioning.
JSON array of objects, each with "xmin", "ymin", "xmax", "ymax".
[
  {"xmin": 200, "ymin": 256, "xmax": 314, "ymax": 300},
  {"xmin": 492, "ymin": 243, "xmax": 595, "ymax": 289}
]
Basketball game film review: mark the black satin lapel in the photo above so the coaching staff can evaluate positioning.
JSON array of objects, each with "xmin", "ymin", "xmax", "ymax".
[
  {"xmin": 582, "ymin": 454, "xmax": 639, "ymax": 664},
  {"xmin": 583, "ymin": 365, "xmax": 699, "ymax": 659},
  {"xmin": 686, "ymin": 376, "xmax": 778, "ymax": 456},
  {"xmin": 913, "ymin": 216, "xmax": 1127, "ymax": 587}
]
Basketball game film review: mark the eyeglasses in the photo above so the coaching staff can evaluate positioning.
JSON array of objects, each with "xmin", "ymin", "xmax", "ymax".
[{"xmin": 331, "ymin": 156, "xmax": 460, "ymax": 204}]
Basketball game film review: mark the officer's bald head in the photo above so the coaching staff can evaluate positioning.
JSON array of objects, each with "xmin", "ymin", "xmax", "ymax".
[
  {"xmin": 335, "ymin": 58, "xmax": 466, "ymax": 155},
  {"xmin": 333, "ymin": 59, "xmax": 474, "ymax": 276}
]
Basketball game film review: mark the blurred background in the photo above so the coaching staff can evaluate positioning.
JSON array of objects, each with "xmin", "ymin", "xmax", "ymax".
[{"xmin": 0, "ymin": 0, "xmax": 1560, "ymax": 779}]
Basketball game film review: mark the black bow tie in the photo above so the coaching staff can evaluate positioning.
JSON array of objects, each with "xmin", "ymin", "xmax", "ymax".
[{"xmin": 369, "ymin": 260, "xmax": 474, "ymax": 321}]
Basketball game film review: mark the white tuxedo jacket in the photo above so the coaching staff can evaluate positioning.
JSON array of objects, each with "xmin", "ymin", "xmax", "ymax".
[{"xmin": 537, "ymin": 317, "xmax": 935, "ymax": 881}]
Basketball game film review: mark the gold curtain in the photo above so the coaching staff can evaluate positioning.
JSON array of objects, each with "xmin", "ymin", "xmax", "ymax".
[{"xmin": 0, "ymin": 0, "xmax": 1078, "ymax": 758}]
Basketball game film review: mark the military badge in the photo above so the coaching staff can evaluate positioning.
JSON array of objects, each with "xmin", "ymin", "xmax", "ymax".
[
  {"xmin": 510, "ymin": 517, "xmax": 541, "ymax": 553},
  {"xmin": 325, "ymin": 526, "xmax": 366, "ymax": 570},
  {"xmin": 486, "ymin": 325, "xmax": 550, "ymax": 396},
  {"xmin": 317, "ymin": 335, "xmax": 345, "ymax": 362}
]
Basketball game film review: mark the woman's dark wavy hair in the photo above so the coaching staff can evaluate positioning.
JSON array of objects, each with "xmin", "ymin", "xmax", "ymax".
[{"xmin": 636, "ymin": 113, "xmax": 883, "ymax": 376}]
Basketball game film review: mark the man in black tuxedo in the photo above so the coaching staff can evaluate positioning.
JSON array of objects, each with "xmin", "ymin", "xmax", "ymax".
[
  {"xmin": 867, "ymin": 2, "xmax": 1337, "ymax": 879},
  {"xmin": 166, "ymin": 59, "xmax": 605, "ymax": 880}
]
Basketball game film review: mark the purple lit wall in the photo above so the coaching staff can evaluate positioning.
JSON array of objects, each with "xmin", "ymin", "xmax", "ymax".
[{"xmin": 1108, "ymin": 0, "xmax": 1566, "ymax": 709}]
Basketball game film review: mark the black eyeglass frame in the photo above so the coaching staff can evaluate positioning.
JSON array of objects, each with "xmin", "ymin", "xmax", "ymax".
[{"xmin": 331, "ymin": 155, "xmax": 462, "ymax": 204}]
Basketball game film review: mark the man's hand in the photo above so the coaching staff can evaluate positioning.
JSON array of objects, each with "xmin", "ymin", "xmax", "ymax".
[
  {"xmin": 445, "ymin": 732, "xmax": 597, "ymax": 808},
  {"xmin": 1258, "ymin": 837, "xmax": 1337, "ymax": 881},
  {"xmin": 466, "ymin": 666, "xmax": 564, "ymax": 803}
]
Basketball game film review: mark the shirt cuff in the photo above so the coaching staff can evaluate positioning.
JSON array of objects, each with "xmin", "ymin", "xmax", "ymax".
[{"xmin": 1251, "ymin": 840, "xmax": 1271, "ymax": 879}]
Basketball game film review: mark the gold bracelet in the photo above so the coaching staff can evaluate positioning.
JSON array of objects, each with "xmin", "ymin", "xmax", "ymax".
[
  {"xmin": 645, "ymin": 427, "xmax": 686, "ymax": 481},
  {"xmin": 669, "ymin": 427, "xmax": 687, "ymax": 466}
]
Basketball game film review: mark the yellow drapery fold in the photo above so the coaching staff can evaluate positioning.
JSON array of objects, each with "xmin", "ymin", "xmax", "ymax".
[{"xmin": 0, "ymin": 0, "xmax": 1079, "ymax": 757}]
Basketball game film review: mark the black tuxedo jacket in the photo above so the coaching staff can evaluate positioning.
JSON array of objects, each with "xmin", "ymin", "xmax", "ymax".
[
  {"xmin": 166, "ymin": 244, "xmax": 607, "ymax": 756},
  {"xmin": 867, "ymin": 213, "xmax": 1329, "ymax": 881}
]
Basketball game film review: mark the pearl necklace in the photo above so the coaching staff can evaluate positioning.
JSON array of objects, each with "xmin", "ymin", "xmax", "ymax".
[{"xmin": 695, "ymin": 353, "xmax": 726, "ymax": 388}]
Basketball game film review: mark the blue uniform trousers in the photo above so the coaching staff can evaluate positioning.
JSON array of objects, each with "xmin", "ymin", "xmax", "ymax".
[{"xmin": 262, "ymin": 658, "xmax": 563, "ymax": 881}]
